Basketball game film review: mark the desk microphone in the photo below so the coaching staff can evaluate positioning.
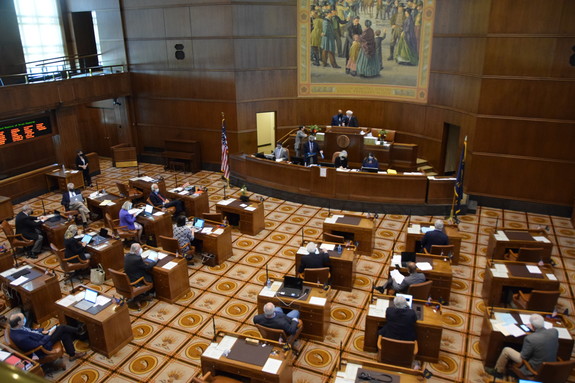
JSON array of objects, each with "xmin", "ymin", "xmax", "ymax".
[
  {"xmin": 212, "ymin": 317, "xmax": 217, "ymax": 342},
  {"xmin": 95, "ymin": 180, "xmax": 99, "ymax": 191},
  {"xmin": 301, "ymin": 228, "xmax": 304, "ymax": 246},
  {"xmin": 41, "ymin": 200, "xmax": 46, "ymax": 215},
  {"xmin": 265, "ymin": 264, "xmax": 270, "ymax": 287},
  {"xmin": 495, "ymin": 217, "xmax": 499, "ymax": 232},
  {"xmin": 174, "ymin": 174, "xmax": 178, "ymax": 188},
  {"xmin": 327, "ymin": 201, "xmax": 331, "ymax": 217},
  {"xmin": 338, "ymin": 341, "xmax": 343, "ymax": 370},
  {"xmin": 223, "ymin": 184, "xmax": 227, "ymax": 199}
]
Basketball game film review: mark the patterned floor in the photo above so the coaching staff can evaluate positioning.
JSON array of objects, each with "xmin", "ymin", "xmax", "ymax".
[{"xmin": 1, "ymin": 158, "xmax": 574, "ymax": 383}]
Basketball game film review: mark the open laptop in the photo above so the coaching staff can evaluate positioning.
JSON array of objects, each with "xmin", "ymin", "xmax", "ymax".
[
  {"xmin": 401, "ymin": 251, "xmax": 417, "ymax": 266},
  {"xmin": 139, "ymin": 204, "xmax": 154, "ymax": 217},
  {"xmin": 81, "ymin": 234, "xmax": 92, "ymax": 244},
  {"xmin": 276, "ymin": 276, "xmax": 304, "ymax": 297},
  {"xmin": 361, "ymin": 167, "xmax": 379, "ymax": 173},
  {"xmin": 193, "ymin": 217, "xmax": 205, "ymax": 230},
  {"xmin": 142, "ymin": 250, "xmax": 158, "ymax": 263},
  {"xmin": 74, "ymin": 288, "xmax": 98, "ymax": 311},
  {"xmin": 396, "ymin": 293, "xmax": 413, "ymax": 308},
  {"xmin": 69, "ymin": 194, "xmax": 84, "ymax": 204}
]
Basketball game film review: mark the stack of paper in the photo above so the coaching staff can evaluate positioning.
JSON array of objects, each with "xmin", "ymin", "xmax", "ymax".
[
  {"xmin": 368, "ymin": 298, "xmax": 389, "ymax": 318},
  {"xmin": 533, "ymin": 236, "xmax": 550, "ymax": 243},
  {"xmin": 245, "ymin": 206, "xmax": 256, "ymax": 211},
  {"xmin": 202, "ymin": 343, "xmax": 224, "ymax": 359},
  {"xmin": 217, "ymin": 198, "xmax": 235, "ymax": 206},
  {"xmin": 212, "ymin": 228, "xmax": 224, "ymax": 235},
  {"xmin": 407, "ymin": 224, "xmax": 421, "ymax": 234},
  {"xmin": 162, "ymin": 261, "xmax": 177, "ymax": 270},
  {"xmin": 494, "ymin": 231, "xmax": 509, "ymax": 241},
  {"xmin": 390, "ymin": 269, "xmax": 404, "ymax": 284},
  {"xmin": 416, "ymin": 262, "xmax": 433, "ymax": 271},
  {"xmin": 391, "ymin": 254, "xmax": 402, "ymax": 266},
  {"xmin": 320, "ymin": 243, "xmax": 335, "ymax": 251}
]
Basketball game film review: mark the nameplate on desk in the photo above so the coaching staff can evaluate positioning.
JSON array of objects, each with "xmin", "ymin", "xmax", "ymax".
[
  {"xmin": 533, "ymin": 235, "xmax": 550, "ymax": 243},
  {"xmin": 245, "ymin": 206, "xmax": 256, "ymax": 211},
  {"xmin": 217, "ymin": 198, "xmax": 235, "ymax": 206},
  {"xmin": 262, "ymin": 358, "xmax": 282, "ymax": 374},
  {"xmin": 416, "ymin": 262, "xmax": 432, "ymax": 271},
  {"xmin": 309, "ymin": 296, "xmax": 327, "ymax": 306}
]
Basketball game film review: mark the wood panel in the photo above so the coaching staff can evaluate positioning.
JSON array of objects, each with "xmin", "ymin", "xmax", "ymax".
[
  {"xmin": 433, "ymin": 0, "xmax": 491, "ymax": 35},
  {"xmin": 488, "ymin": 0, "xmax": 569, "ymax": 34},
  {"xmin": 430, "ymin": 37, "xmax": 486, "ymax": 75},
  {"xmin": 0, "ymin": 0, "xmax": 26, "ymax": 85},
  {"xmin": 0, "ymin": 164, "xmax": 59, "ymax": 202}
]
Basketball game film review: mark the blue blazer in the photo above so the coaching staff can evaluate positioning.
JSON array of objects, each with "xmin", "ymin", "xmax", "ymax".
[
  {"xmin": 254, "ymin": 312, "xmax": 298, "ymax": 335},
  {"xmin": 10, "ymin": 328, "xmax": 51, "ymax": 354}
]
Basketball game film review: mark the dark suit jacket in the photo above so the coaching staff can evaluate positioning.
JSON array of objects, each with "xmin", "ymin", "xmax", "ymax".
[
  {"xmin": 61, "ymin": 189, "xmax": 83, "ymax": 211},
  {"xmin": 15, "ymin": 211, "xmax": 42, "ymax": 241},
  {"xmin": 377, "ymin": 307, "xmax": 417, "ymax": 341},
  {"xmin": 344, "ymin": 116, "xmax": 359, "ymax": 127},
  {"xmin": 520, "ymin": 327, "xmax": 559, "ymax": 372},
  {"xmin": 334, "ymin": 156, "xmax": 348, "ymax": 168},
  {"xmin": 10, "ymin": 327, "xmax": 51, "ymax": 354},
  {"xmin": 304, "ymin": 141, "xmax": 321, "ymax": 165},
  {"xmin": 331, "ymin": 114, "xmax": 345, "ymax": 126},
  {"xmin": 149, "ymin": 191, "xmax": 167, "ymax": 207},
  {"xmin": 298, "ymin": 251, "xmax": 330, "ymax": 274},
  {"xmin": 421, "ymin": 229, "xmax": 449, "ymax": 252},
  {"xmin": 254, "ymin": 312, "xmax": 298, "ymax": 335},
  {"xmin": 393, "ymin": 272, "xmax": 426, "ymax": 294},
  {"xmin": 75, "ymin": 154, "xmax": 89, "ymax": 171},
  {"xmin": 64, "ymin": 238, "xmax": 88, "ymax": 262},
  {"xmin": 124, "ymin": 252, "xmax": 155, "ymax": 283}
]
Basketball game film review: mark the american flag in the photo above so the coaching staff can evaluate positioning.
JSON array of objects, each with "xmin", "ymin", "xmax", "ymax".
[
  {"xmin": 451, "ymin": 136, "xmax": 467, "ymax": 221},
  {"xmin": 221, "ymin": 117, "xmax": 230, "ymax": 180}
]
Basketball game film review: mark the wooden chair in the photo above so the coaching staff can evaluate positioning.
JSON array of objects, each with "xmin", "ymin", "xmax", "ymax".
[
  {"xmin": 323, "ymin": 232, "xmax": 345, "ymax": 244},
  {"xmin": 202, "ymin": 212, "xmax": 223, "ymax": 222},
  {"xmin": 50, "ymin": 243, "xmax": 90, "ymax": 292},
  {"xmin": 159, "ymin": 235, "xmax": 195, "ymax": 261},
  {"xmin": 302, "ymin": 267, "xmax": 330, "ymax": 284},
  {"xmin": 377, "ymin": 335, "xmax": 418, "ymax": 368},
  {"xmin": 108, "ymin": 268, "xmax": 154, "ymax": 310},
  {"xmin": 512, "ymin": 290, "xmax": 560, "ymax": 313},
  {"xmin": 506, "ymin": 247, "xmax": 547, "ymax": 263},
  {"xmin": 1, "ymin": 220, "xmax": 33, "ymax": 257},
  {"xmin": 104, "ymin": 213, "xmax": 138, "ymax": 245},
  {"xmin": 406, "ymin": 280, "xmax": 433, "ymax": 300},
  {"xmin": 5, "ymin": 327, "xmax": 64, "ymax": 368},
  {"xmin": 331, "ymin": 151, "xmax": 341, "ymax": 163},
  {"xmin": 116, "ymin": 182, "xmax": 144, "ymax": 202},
  {"xmin": 510, "ymin": 359, "xmax": 575, "ymax": 383},
  {"xmin": 428, "ymin": 244, "xmax": 454, "ymax": 257},
  {"xmin": 191, "ymin": 371, "xmax": 242, "ymax": 383},
  {"xmin": 146, "ymin": 197, "xmax": 176, "ymax": 215},
  {"xmin": 256, "ymin": 321, "xmax": 303, "ymax": 355}
]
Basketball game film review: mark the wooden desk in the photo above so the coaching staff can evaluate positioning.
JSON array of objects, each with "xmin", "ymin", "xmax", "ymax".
[
  {"xmin": 405, "ymin": 223, "xmax": 463, "ymax": 265},
  {"xmin": 322, "ymin": 214, "xmax": 375, "ymax": 256},
  {"xmin": 0, "ymin": 251, "xmax": 14, "ymax": 273},
  {"xmin": 295, "ymin": 241, "xmax": 356, "ymax": 292},
  {"xmin": 0, "ymin": 265, "xmax": 62, "ymax": 323},
  {"xmin": 188, "ymin": 219, "xmax": 233, "ymax": 266},
  {"xmin": 45, "ymin": 169, "xmax": 84, "ymax": 191},
  {"xmin": 426, "ymin": 176, "xmax": 457, "ymax": 204},
  {"xmin": 86, "ymin": 238, "xmax": 124, "ymax": 279},
  {"xmin": 56, "ymin": 291, "xmax": 133, "ymax": 357},
  {"xmin": 481, "ymin": 260, "xmax": 559, "ymax": 307},
  {"xmin": 136, "ymin": 209, "xmax": 173, "ymax": 242},
  {"xmin": 166, "ymin": 188, "xmax": 209, "ymax": 217},
  {"xmin": 479, "ymin": 307, "xmax": 574, "ymax": 367},
  {"xmin": 111, "ymin": 144, "xmax": 137, "ymax": 168},
  {"xmin": 0, "ymin": 343, "xmax": 43, "ymax": 377},
  {"xmin": 201, "ymin": 333, "xmax": 292, "ymax": 383},
  {"xmin": 364, "ymin": 295, "xmax": 443, "ymax": 363},
  {"xmin": 257, "ymin": 283, "xmax": 332, "ymax": 341},
  {"xmin": 486, "ymin": 229, "xmax": 553, "ymax": 262},
  {"xmin": 0, "ymin": 195, "xmax": 14, "ymax": 221},
  {"xmin": 129, "ymin": 177, "xmax": 166, "ymax": 200},
  {"xmin": 216, "ymin": 198, "xmax": 265, "ymax": 236},
  {"xmin": 163, "ymin": 139, "xmax": 202, "ymax": 173},
  {"xmin": 41, "ymin": 216, "xmax": 73, "ymax": 249},
  {"xmin": 148, "ymin": 248, "xmax": 190, "ymax": 304},
  {"xmin": 390, "ymin": 254, "xmax": 452, "ymax": 302},
  {"xmin": 86, "ymin": 192, "xmax": 127, "ymax": 221},
  {"xmin": 336, "ymin": 358, "xmax": 423, "ymax": 382}
]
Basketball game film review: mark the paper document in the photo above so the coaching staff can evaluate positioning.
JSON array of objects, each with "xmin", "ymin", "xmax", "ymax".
[
  {"xmin": 0, "ymin": 350, "xmax": 11, "ymax": 362},
  {"xmin": 416, "ymin": 262, "xmax": 433, "ymax": 271},
  {"xmin": 557, "ymin": 327, "xmax": 572, "ymax": 340},
  {"xmin": 368, "ymin": 298, "xmax": 389, "ymax": 318},
  {"xmin": 320, "ymin": 243, "xmax": 335, "ymax": 251},
  {"xmin": 543, "ymin": 322, "xmax": 553, "ymax": 329},
  {"xmin": 240, "ymin": 204, "xmax": 247, "ymax": 207},
  {"xmin": 526, "ymin": 265, "xmax": 542, "ymax": 274},
  {"xmin": 201, "ymin": 227, "xmax": 213, "ymax": 234},
  {"xmin": 309, "ymin": 297, "xmax": 327, "ymax": 306},
  {"xmin": 128, "ymin": 208, "xmax": 143, "ymax": 215},
  {"xmin": 245, "ymin": 206, "xmax": 256, "ymax": 211},
  {"xmin": 153, "ymin": 211, "xmax": 165, "ymax": 216},
  {"xmin": 390, "ymin": 269, "xmax": 405, "ymax": 285},
  {"xmin": 202, "ymin": 343, "xmax": 224, "ymax": 359},
  {"xmin": 494, "ymin": 264, "xmax": 508, "ymax": 273},
  {"xmin": 57, "ymin": 295, "xmax": 77, "ymax": 307},
  {"xmin": 96, "ymin": 296, "xmax": 111, "ymax": 306},
  {"xmin": 324, "ymin": 217, "xmax": 337, "ymax": 224},
  {"xmin": 157, "ymin": 252, "xmax": 168, "ymax": 260},
  {"xmin": 533, "ymin": 236, "xmax": 550, "ymax": 243},
  {"xmin": 216, "ymin": 335, "xmax": 238, "ymax": 351},
  {"xmin": 10, "ymin": 276, "xmax": 28, "ymax": 286},
  {"xmin": 494, "ymin": 312, "xmax": 516, "ymax": 325},
  {"xmin": 505, "ymin": 324, "xmax": 526, "ymax": 337},
  {"xmin": 212, "ymin": 228, "xmax": 224, "ymax": 235},
  {"xmin": 262, "ymin": 358, "xmax": 282, "ymax": 374},
  {"xmin": 162, "ymin": 261, "xmax": 178, "ymax": 270},
  {"xmin": 297, "ymin": 247, "xmax": 308, "ymax": 255},
  {"xmin": 546, "ymin": 273, "xmax": 557, "ymax": 281},
  {"xmin": 344, "ymin": 363, "xmax": 362, "ymax": 380},
  {"xmin": 179, "ymin": 190, "xmax": 188, "ymax": 195},
  {"xmin": 217, "ymin": 198, "xmax": 235, "ymax": 206},
  {"xmin": 391, "ymin": 254, "xmax": 402, "ymax": 267},
  {"xmin": 519, "ymin": 314, "xmax": 531, "ymax": 324}
]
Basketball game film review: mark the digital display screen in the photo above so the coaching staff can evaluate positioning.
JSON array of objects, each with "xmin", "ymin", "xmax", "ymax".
[{"xmin": 0, "ymin": 115, "xmax": 52, "ymax": 146}]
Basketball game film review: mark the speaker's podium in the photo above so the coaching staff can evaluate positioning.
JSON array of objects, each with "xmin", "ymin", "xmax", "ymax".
[{"xmin": 111, "ymin": 143, "xmax": 137, "ymax": 168}]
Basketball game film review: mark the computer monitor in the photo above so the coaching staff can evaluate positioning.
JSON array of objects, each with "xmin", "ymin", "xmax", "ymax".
[
  {"xmin": 194, "ymin": 218, "xmax": 205, "ymax": 229},
  {"xmin": 361, "ymin": 167, "xmax": 379, "ymax": 173}
]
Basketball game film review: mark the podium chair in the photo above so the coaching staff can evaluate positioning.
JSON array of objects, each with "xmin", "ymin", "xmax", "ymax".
[
  {"xmin": 5, "ymin": 327, "xmax": 64, "ymax": 369},
  {"xmin": 50, "ymin": 243, "xmax": 90, "ymax": 292},
  {"xmin": 1, "ymin": 220, "xmax": 33, "ymax": 257},
  {"xmin": 256, "ymin": 321, "xmax": 303, "ymax": 356},
  {"xmin": 377, "ymin": 335, "xmax": 418, "ymax": 368},
  {"xmin": 506, "ymin": 247, "xmax": 547, "ymax": 263},
  {"xmin": 406, "ymin": 280, "xmax": 433, "ymax": 300},
  {"xmin": 512, "ymin": 290, "xmax": 560, "ymax": 313},
  {"xmin": 510, "ymin": 359, "xmax": 575, "ymax": 383},
  {"xmin": 301, "ymin": 267, "xmax": 330, "ymax": 285},
  {"xmin": 108, "ymin": 268, "xmax": 153, "ymax": 310}
]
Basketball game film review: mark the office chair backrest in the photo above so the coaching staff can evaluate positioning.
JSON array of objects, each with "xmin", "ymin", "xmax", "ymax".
[
  {"xmin": 516, "ymin": 247, "xmax": 546, "ymax": 263},
  {"xmin": 407, "ymin": 280, "xmax": 433, "ymax": 300},
  {"xmin": 159, "ymin": 235, "xmax": 179, "ymax": 254},
  {"xmin": 430, "ymin": 245, "xmax": 454, "ymax": 257},
  {"xmin": 116, "ymin": 182, "xmax": 129, "ymax": 197},
  {"xmin": 203, "ymin": 212, "xmax": 223, "ymax": 222},
  {"xmin": 303, "ymin": 267, "xmax": 330, "ymax": 284},
  {"xmin": 108, "ymin": 268, "xmax": 133, "ymax": 296},
  {"xmin": 323, "ymin": 232, "xmax": 345, "ymax": 244},
  {"xmin": 331, "ymin": 151, "xmax": 341, "ymax": 163},
  {"xmin": 255, "ymin": 323, "xmax": 287, "ymax": 343},
  {"xmin": 377, "ymin": 335, "xmax": 417, "ymax": 368},
  {"xmin": 525, "ymin": 290, "xmax": 561, "ymax": 312},
  {"xmin": 1, "ymin": 220, "xmax": 14, "ymax": 237},
  {"xmin": 534, "ymin": 360, "xmax": 575, "ymax": 383}
]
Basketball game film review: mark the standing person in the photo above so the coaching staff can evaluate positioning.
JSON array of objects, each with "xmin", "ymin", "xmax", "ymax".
[
  {"xmin": 414, "ymin": 2, "xmax": 423, "ymax": 52},
  {"xmin": 330, "ymin": 9, "xmax": 347, "ymax": 58},
  {"xmin": 343, "ymin": 17, "xmax": 362, "ymax": 68},
  {"xmin": 15, "ymin": 205, "xmax": 44, "ymax": 259},
  {"xmin": 420, "ymin": 219, "xmax": 449, "ymax": 252},
  {"xmin": 173, "ymin": 215, "xmax": 195, "ymax": 263},
  {"xmin": 344, "ymin": 110, "xmax": 359, "ymax": 127},
  {"xmin": 75, "ymin": 150, "xmax": 91, "ymax": 187},
  {"xmin": 375, "ymin": 29, "xmax": 387, "ymax": 70},
  {"xmin": 63, "ymin": 224, "xmax": 91, "ymax": 263},
  {"xmin": 388, "ymin": 3, "xmax": 404, "ymax": 61},
  {"xmin": 331, "ymin": 109, "xmax": 345, "ymax": 126},
  {"xmin": 321, "ymin": 11, "xmax": 340, "ymax": 68},
  {"xmin": 119, "ymin": 201, "xmax": 143, "ymax": 243},
  {"xmin": 294, "ymin": 126, "xmax": 307, "ymax": 157},
  {"xmin": 356, "ymin": 20, "xmax": 380, "ymax": 78},
  {"xmin": 346, "ymin": 34, "xmax": 361, "ymax": 76},
  {"xmin": 61, "ymin": 183, "xmax": 91, "ymax": 228},
  {"xmin": 304, "ymin": 136, "xmax": 323, "ymax": 166},
  {"xmin": 310, "ymin": 10, "xmax": 324, "ymax": 66},
  {"xmin": 395, "ymin": 8, "xmax": 419, "ymax": 66}
]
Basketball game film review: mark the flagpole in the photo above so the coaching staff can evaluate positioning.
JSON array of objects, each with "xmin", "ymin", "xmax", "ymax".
[
  {"xmin": 221, "ymin": 112, "xmax": 231, "ymax": 188},
  {"xmin": 450, "ymin": 136, "xmax": 467, "ymax": 223}
]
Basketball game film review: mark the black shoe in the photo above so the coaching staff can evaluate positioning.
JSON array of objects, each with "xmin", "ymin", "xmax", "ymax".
[
  {"xmin": 484, "ymin": 367, "xmax": 503, "ymax": 379},
  {"xmin": 77, "ymin": 323, "xmax": 86, "ymax": 337},
  {"xmin": 28, "ymin": 253, "xmax": 39, "ymax": 259},
  {"xmin": 374, "ymin": 286, "xmax": 385, "ymax": 294}
]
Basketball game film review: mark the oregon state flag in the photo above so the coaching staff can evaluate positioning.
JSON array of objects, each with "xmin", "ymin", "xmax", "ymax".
[{"xmin": 453, "ymin": 137, "xmax": 467, "ymax": 217}]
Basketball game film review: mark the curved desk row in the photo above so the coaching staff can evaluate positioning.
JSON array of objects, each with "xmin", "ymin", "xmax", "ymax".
[{"xmin": 230, "ymin": 155, "xmax": 456, "ymax": 210}]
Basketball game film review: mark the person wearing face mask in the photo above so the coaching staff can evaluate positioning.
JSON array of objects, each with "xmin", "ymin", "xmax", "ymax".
[
  {"xmin": 15, "ymin": 205, "xmax": 45, "ymax": 259},
  {"xmin": 75, "ymin": 149, "xmax": 91, "ymax": 187},
  {"xmin": 362, "ymin": 152, "xmax": 379, "ymax": 170},
  {"xmin": 334, "ymin": 150, "xmax": 348, "ymax": 168},
  {"xmin": 124, "ymin": 243, "xmax": 156, "ymax": 285},
  {"xmin": 61, "ymin": 183, "xmax": 91, "ymax": 227},
  {"xmin": 119, "ymin": 201, "xmax": 143, "ymax": 243},
  {"xmin": 272, "ymin": 142, "xmax": 289, "ymax": 161},
  {"xmin": 149, "ymin": 183, "xmax": 185, "ymax": 216}
]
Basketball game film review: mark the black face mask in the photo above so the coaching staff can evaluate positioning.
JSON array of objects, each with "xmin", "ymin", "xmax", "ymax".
[{"xmin": 28, "ymin": 210, "xmax": 34, "ymax": 215}]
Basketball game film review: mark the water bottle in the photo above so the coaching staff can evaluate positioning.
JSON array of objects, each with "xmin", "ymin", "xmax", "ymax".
[
  {"xmin": 266, "ymin": 278, "xmax": 271, "ymax": 288},
  {"xmin": 337, "ymin": 244, "xmax": 342, "ymax": 254},
  {"xmin": 62, "ymin": 164, "xmax": 66, "ymax": 172}
]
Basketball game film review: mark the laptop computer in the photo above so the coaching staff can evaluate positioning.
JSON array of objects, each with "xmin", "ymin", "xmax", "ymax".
[
  {"xmin": 276, "ymin": 276, "xmax": 304, "ymax": 297},
  {"xmin": 81, "ymin": 234, "xmax": 92, "ymax": 244},
  {"xmin": 361, "ymin": 167, "xmax": 379, "ymax": 173},
  {"xmin": 401, "ymin": 251, "xmax": 417, "ymax": 266},
  {"xmin": 396, "ymin": 293, "xmax": 413, "ymax": 308},
  {"xmin": 74, "ymin": 288, "xmax": 98, "ymax": 311},
  {"xmin": 69, "ymin": 194, "xmax": 84, "ymax": 204},
  {"xmin": 193, "ymin": 218, "xmax": 205, "ymax": 230},
  {"xmin": 140, "ymin": 204, "xmax": 154, "ymax": 217},
  {"xmin": 142, "ymin": 250, "xmax": 158, "ymax": 263}
]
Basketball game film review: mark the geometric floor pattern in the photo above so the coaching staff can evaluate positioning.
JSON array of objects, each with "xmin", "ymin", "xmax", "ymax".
[{"xmin": 1, "ymin": 158, "xmax": 574, "ymax": 382}]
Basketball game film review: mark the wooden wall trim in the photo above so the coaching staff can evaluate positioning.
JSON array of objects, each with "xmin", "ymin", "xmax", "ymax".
[
  {"xmin": 472, "ymin": 152, "xmax": 575, "ymax": 166},
  {"xmin": 122, "ymin": 2, "xmax": 294, "ymax": 10},
  {"xmin": 469, "ymin": 191, "xmax": 571, "ymax": 208}
]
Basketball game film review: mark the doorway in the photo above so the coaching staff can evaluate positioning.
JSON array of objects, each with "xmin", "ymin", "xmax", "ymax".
[
  {"xmin": 441, "ymin": 123, "xmax": 460, "ymax": 175},
  {"xmin": 256, "ymin": 112, "xmax": 276, "ymax": 154},
  {"xmin": 70, "ymin": 12, "xmax": 99, "ymax": 72}
]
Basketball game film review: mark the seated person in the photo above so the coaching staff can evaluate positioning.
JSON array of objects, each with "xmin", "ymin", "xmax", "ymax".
[
  {"xmin": 119, "ymin": 201, "xmax": 143, "ymax": 243},
  {"xmin": 124, "ymin": 243, "xmax": 156, "ymax": 285},
  {"xmin": 272, "ymin": 142, "xmax": 289, "ymax": 161},
  {"xmin": 63, "ymin": 224, "xmax": 91, "ymax": 263},
  {"xmin": 9, "ymin": 313, "xmax": 86, "ymax": 361},
  {"xmin": 377, "ymin": 295, "xmax": 417, "ymax": 341},
  {"xmin": 421, "ymin": 219, "xmax": 449, "ymax": 252},
  {"xmin": 362, "ymin": 153, "xmax": 379, "ymax": 169},
  {"xmin": 375, "ymin": 262, "xmax": 425, "ymax": 294},
  {"xmin": 334, "ymin": 150, "xmax": 348, "ymax": 169},
  {"xmin": 173, "ymin": 215, "xmax": 195, "ymax": 263},
  {"xmin": 298, "ymin": 242, "xmax": 330, "ymax": 274},
  {"xmin": 149, "ymin": 183, "xmax": 185, "ymax": 215},
  {"xmin": 15, "ymin": 205, "xmax": 45, "ymax": 258},
  {"xmin": 485, "ymin": 314, "xmax": 558, "ymax": 379},
  {"xmin": 331, "ymin": 109, "xmax": 345, "ymax": 126},
  {"xmin": 61, "ymin": 183, "xmax": 91, "ymax": 228},
  {"xmin": 253, "ymin": 302, "xmax": 300, "ymax": 336}
]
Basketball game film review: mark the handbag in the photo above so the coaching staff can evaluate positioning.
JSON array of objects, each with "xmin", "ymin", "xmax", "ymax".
[{"xmin": 90, "ymin": 264, "xmax": 106, "ymax": 285}]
